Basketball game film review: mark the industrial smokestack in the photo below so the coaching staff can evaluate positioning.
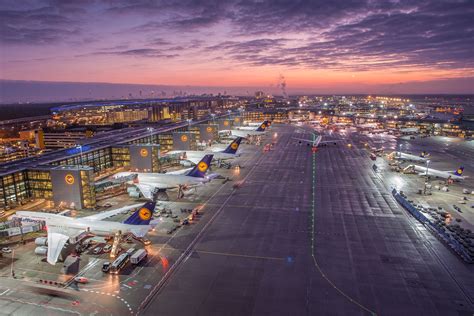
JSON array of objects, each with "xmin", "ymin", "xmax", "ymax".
[{"xmin": 278, "ymin": 74, "xmax": 288, "ymax": 99}]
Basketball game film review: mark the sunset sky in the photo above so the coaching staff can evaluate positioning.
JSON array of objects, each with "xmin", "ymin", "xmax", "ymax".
[{"xmin": 1, "ymin": 0, "xmax": 474, "ymax": 95}]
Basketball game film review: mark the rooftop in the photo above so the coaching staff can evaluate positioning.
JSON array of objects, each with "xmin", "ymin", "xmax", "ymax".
[{"xmin": 0, "ymin": 115, "xmax": 228, "ymax": 177}]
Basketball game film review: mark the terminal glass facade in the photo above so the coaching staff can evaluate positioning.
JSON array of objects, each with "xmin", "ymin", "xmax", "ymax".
[
  {"xmin": 158, "ymin": 134, "xmax": 173, "ymax": 152},
  {"xmin": 0, "ymin": 171, "xmax": 29, "ymax": 210},
  {"xmin": 111, "ymin": 147, "xmax": 130, "ymax": 168},
  {"xmin": 53, "ymin": 148, "xmax": 113, "ymax": 173},
  {"xmin": 27, "ymin": 170, "xmax": 52, "ymax": 199},
  {"xmin": 80, "ymin": 169, "xmax": 96, "ymax": 209}
]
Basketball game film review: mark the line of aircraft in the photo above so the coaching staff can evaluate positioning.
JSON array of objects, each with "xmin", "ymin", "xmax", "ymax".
[
  {"xmin": 13, "ymin": 120, "xmax": 272, "ymax": 265},
  {"xmin": 167, "ymin": 137, "xmax": 243, "ymax": 165},
  {"xmin": 114, "ymin": 154, "xmax": 217, "ymax": 199}
]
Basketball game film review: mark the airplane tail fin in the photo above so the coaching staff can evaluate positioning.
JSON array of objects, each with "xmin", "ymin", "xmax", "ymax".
[
  {"xmin": 186, "ymin": 154, "xmax": 213, "ymax": 178},
  {"xmin": 454, "ymin": 166, "xmax": 464, "ymax": 176},
  {"xmin": 222, "ymin": 137, "xmax": 243, "ymax": 154},
  {"xmin": 123, "ymin": 201, "xmax": 155, "ymax": 225},
  {"xmin": 255, "ymin": 121, "xmax": 268, "ymax": 132}
]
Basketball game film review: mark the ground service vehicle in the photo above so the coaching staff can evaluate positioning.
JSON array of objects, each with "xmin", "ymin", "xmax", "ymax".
[
  {"xmin": 130, "ymin": 249, "xmax": 147, "ymax": 265},
  {"xmin": 102, "ymin": 262, "xmax": 110, "ymax": 272},
  {"xmin": 110, "ymin": 253, "xmax": 129, "ymax": 274}
]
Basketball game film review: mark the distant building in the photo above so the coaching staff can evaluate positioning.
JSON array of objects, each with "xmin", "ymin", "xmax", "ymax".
[
  {"xmin": 38, "ymin": 128, "xmax": 94, "ymax": 149},
  {"xmin": 255, "ymin": 91, "xmax": 265, "ymax": 99}
]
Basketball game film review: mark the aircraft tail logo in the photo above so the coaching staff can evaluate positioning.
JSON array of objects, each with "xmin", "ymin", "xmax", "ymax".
[
  {"xmin": 256, "ymin": 120, "xmax": 269, "ymax": 132},
  {"xmin": 187, "ymin": 154, "xmax": 213, "ymax": 178},
  {"xmin": 123, "ymin": 201, "xmax": 156, "ymax": 225},
  {"xmin": 222, "ymin": 137, "xmax": 242, "ymax": 154}
]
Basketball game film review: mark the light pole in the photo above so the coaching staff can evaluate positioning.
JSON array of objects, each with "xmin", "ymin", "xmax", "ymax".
[
  {"xmin": 147, "ymin": 127, "xmax": 153, "ymax": 144},
  {"xmin": 398, "ymin": 143, "xmax": 402, "ymax": 158},
  {"xmin": 76, "ymin": 145, "xmax": 83, "ymax": 168},
  {"xmin": 187, "ymin": 119, "xmax": 192, "ymax": 131},
  {"xmin": 10, "ymin": 249, "xmax": 15, "ymax": 278},
  {"xmin": 425, "ymin": 159, "xmax": 430, "ymax": 178}
]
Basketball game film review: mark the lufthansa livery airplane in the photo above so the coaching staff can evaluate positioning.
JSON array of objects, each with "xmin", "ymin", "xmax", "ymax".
[{"xmin": 14, "ymin": 201, "xmax": 156, "ymax": 265}]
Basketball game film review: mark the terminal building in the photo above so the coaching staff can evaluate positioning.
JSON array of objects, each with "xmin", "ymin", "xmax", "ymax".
[{"xmin": 0, "ymin": 114, "xmax": 240, "ymax": 212}]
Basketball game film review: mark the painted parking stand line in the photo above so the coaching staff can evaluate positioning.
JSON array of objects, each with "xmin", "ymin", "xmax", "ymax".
[
  {"xmin": 83, "ymin": 288, "xmax": 134, "ymax": 315},
  {"xmin": 0, "ymin": 289, "xmax": 10, "ymax": 296}
]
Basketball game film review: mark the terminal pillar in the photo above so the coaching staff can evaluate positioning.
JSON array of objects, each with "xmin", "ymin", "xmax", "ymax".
[
  {"xmin": 172, "ymin": 132, "xmax": 197, "ymax": 151},
  {"xmin": 232, "ymin": 116, "xmax": 242, "ymax": 127},
  {"xmin": 51, "ymin": 166, "xmax": 95, "ymax": 210},
  {"xmin": 198, "ymin": 124, "xmax": 218, "ymax": 143},
  {"xmin": 217, "ymin": 119, "xmax": 232, "ymax": 131},
  {"xmin": 129, "ymin": 144, "xmax": 159, "ymax": 172}
]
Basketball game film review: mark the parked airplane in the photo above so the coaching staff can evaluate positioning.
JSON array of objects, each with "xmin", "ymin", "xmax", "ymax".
[
  {"xmin": 241, "ymin": 120, "xmax": 271, "ymax": 129},
  {"xmin": 14, "ymin": 201, "xmax": 156, "ymax": 265},
  {"xmin": 114, "ymin": 154, "xmax": 216, "ymax": 199},
  {"xmin": 388, "ymin": 151, "xmax": 430, "ymax": 162},
  {"xmin": 168, "ymin": 137, "xmax": 243, "ymax": 164},
  {"xmin": 293, "ymin": 133, "xmax": 341, "ymax": 147},
  {"xmin": 229, "ymin": 121, "xmax": 268, "ymax": 137},
  {"xmin": 408, "ymin": 165, "xmax": 466, "ymax": 181}
]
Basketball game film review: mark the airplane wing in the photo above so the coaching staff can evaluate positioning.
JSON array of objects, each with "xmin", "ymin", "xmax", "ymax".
[
  {"xmin": 185, "ymin": 157, "xmax": 202, "ymax": 165},
  {"xmin": 319, "ymin": 139, "xmax": 343, "ymax": 144},
  {"xmin": 135, "ymin": 183, "xmax": 155, "ymax": 199},
  {"xmin": 135, "ymin": 182, "xmax": 177, "ymax": 199},
  {"xmin": 82, "ymin": 203, "xmax": 143, "ymax": 221},
  {"xmin": 47, "ymin": 229, "xmax": 71, "ymax": 265},
  {"xmin": 292, "ymin": 137, "xmax": 313, "ymax": 142},
  {"xmin": 130, "ymin": 225, "xmax": 152, "ymax": 238}
]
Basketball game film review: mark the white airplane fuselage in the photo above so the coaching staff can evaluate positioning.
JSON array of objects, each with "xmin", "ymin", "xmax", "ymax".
[
  {"xmin": 15, "ymin": 211, "xmax": 150, "ymax": 237},
  {"xmin": 245, "ymin": 122, "xmax": 263, "ymax": 127},
  {"xmin": 172, "ymin": 150, "xmax": 238, "ymax": 162},
  {"xmin": 235, "ymin": 126, "xmax": 262, "ymax": 131},
  {"xmin": 412, "ymin": 165, "xmax": 465, "ymax": 181},
  {"xmin": 136, "ymin": 173, "xmax": 210, "ymax": 188},
  {"xmin": 230, "ymin": 129, "xmax": 265, "ymax": 137}
]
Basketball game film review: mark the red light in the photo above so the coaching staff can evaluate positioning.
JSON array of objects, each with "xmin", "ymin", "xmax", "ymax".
[{"xmin": 160, "ymin": 256, "xmax": 169, "ymax": 271}]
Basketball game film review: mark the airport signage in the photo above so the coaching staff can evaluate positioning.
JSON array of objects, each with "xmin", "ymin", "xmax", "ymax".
[{"xmin": 65, "ymin": 174, "xmax": 75, "ymax": 185}]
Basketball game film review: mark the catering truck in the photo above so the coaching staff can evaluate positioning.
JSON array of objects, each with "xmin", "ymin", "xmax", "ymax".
[{"xmin": 130, "ymin": 249, "xmax": 147, "ymax": 265}]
